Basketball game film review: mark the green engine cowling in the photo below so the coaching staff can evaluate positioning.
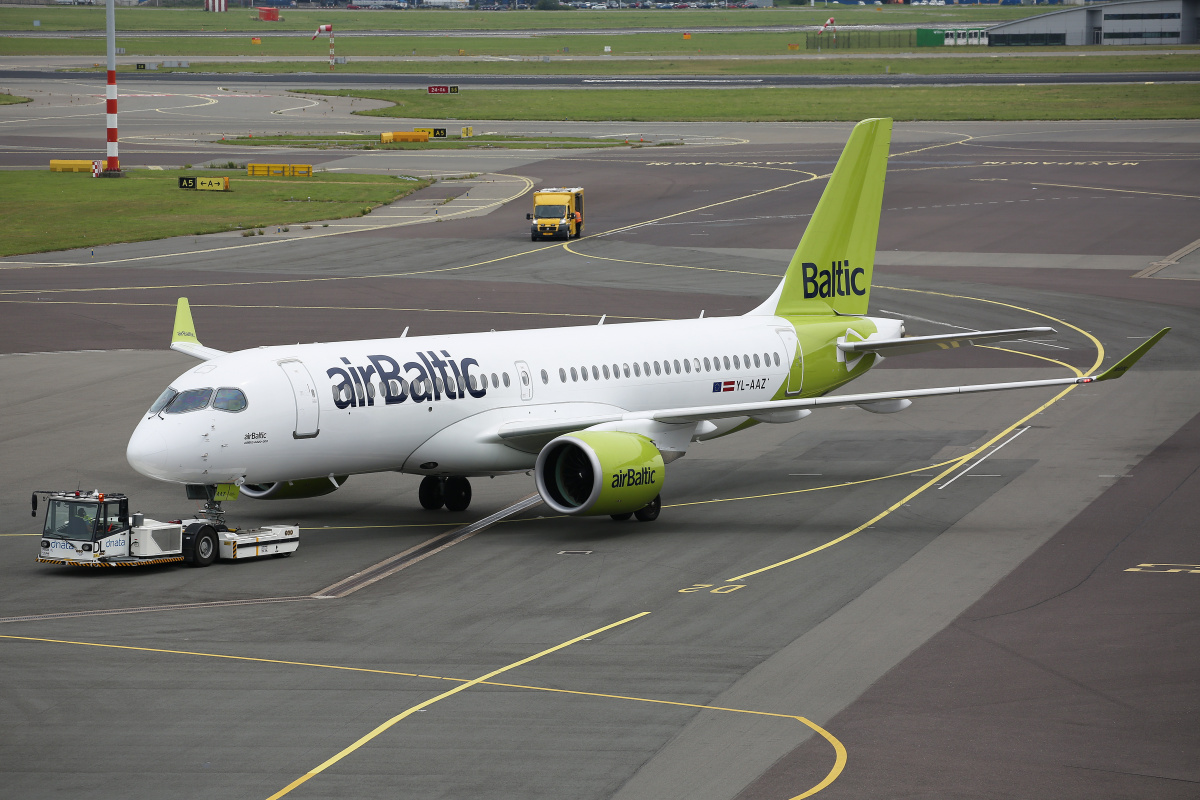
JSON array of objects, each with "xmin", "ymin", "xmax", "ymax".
[
  {"xmin": 535, "ymin": 431, "xmax": 664, "ymax": 516},
  {"xmin": 240, "ymin": 476, "xmax": 348, "ymax": 500}
]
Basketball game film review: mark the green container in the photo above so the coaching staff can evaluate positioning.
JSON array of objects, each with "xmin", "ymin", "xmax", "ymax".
[{"xmin": 916, "ymin": 28, "xmax": 944, "ymax": 47}]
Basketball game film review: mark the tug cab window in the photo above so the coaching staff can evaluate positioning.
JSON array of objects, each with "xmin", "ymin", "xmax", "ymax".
[
  {"xmin": 213, "ymin": 388, "xmax": 248, "ymax": 412},
  {"xmin": 164, "ymin": 387, "xmax": 213, "ymax": 414},
  {"xmin": 43, "ymin": 501, "xmax": 96, "ymax": 541}
]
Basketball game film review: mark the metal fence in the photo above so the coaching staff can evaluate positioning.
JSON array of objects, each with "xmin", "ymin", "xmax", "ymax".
[{"xmin": 800, "ymin": 30, "xmax": 918, "ymax": 50}]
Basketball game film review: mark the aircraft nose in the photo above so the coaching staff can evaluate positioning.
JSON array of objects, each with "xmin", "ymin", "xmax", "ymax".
[{"xmin": 126, "ymin": 422, "xmax": 170, "ymax": 480}]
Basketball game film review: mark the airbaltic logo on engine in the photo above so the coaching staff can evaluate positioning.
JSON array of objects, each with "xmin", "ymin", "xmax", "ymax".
[
  {"xmin": 802, "ymin": 260, "xmax": 866, "ymax": 300},
  {"xmin": 611, "ymin": 467, "xmax": 656, "ymax": 489},
  {"xmin": 326, "ymin": 351, "xmax": 486, "ymax": 410}
]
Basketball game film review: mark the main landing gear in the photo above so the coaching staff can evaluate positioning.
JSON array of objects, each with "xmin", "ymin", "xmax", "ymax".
[
  {"xmin": 418, "ymin": 476, "xmax": 472, "ymax": 513},
  {"xmin": 611, "ymin": 494, "xmax": 661, "ymax": 523}
]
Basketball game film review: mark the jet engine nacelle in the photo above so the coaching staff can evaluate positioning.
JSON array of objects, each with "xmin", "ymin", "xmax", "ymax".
[
  {"xmin": 240, "ymin": 476, "xmax": 349, "ymax": 500},
  {"xmin": 535, "ymin": 431, "xmax": 664, "ymax": 516}
]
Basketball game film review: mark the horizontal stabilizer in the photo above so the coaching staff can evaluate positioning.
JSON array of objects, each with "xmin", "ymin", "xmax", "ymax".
[{"xmin": 838, "ymin": 327, "xmax": 1056, "ymax": 357}]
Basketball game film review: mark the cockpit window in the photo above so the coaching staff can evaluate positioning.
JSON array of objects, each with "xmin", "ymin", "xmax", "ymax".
[
  {"xmin": 164, "ymin": 387, "xmax": 213, "ymax": 414},
  {"xmin": 148, "ymin": 387, "xmax": 177, "ymax": 415},
  {"xmin": 535, "ymin": 204, "xmax": 567, "ymax": 219},
  {"xmin": 212, "ymin": 387, "xmax": 248, "ymax": 413}
]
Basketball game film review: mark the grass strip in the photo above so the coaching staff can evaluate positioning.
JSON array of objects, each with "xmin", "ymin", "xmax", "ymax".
[
  {"xmin": 28, "ymin": 29, "xmax": 1200, "ymax": 60},
  {"xmin": 0, "ymin": 6, "xmax": 1055, "ymax": 33},
  {"xmin": 81, "ymin": 53, "xmax": 1200, "ymax": 76},
  {"xmin": 0, "ymin": 169, "xmax": 429, "ymax": 257},
  {"xmin": 301, "ymin": 84, "xmax": 1200, "ymax": 122},
  {"xmin": 0, "ymin": 93, "xmax": 32, "ymax": 105},
  {"xmin": 219, "ymin": 133, "xmax": 639, "ymax": 150}
]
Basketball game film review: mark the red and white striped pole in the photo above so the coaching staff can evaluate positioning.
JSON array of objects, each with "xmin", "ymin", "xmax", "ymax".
[
  {"xmin": 313, "ymin": 25, "xmax": 334, "ymax": 72},
  {"xmin": 104, "ymin": 0, "xmax": 119, "ymax": 173},
  {"xmin": 312, "ymin": 25, "xmax": 336, "ymax": 72}
]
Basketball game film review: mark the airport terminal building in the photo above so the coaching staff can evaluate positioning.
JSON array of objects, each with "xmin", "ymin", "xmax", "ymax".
[{"xmin": 987, "ymin": 0, "xmax": 1198, "ymax": 45}]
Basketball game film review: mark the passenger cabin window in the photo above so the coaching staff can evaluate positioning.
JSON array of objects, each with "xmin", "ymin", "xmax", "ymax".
[
  {"xmin": 753, "ymin": 354, "xmax": 761, "ymax": 368},
  {"xmin": 148, "ymin": 387, "xmax": 177, "ymax": 415},
  {"xmin": 540, "ymin": 369, "xmax": 548, "ymax": 385},
  {"xmin": 653, "ymin": 361, "xmax": 661, "ymax": 376},
  {"xmin": 622, "ymin": 364, "xmax": 630, "ymax": 378},
  {"xmin": 603, "ymin": 365, "xmax": 611, "ymax": 380},
  {"xmin": 664, "ymin": 361, "xmax": 671, "ymax": 375},
  {"xmin": 773, "ymin": 352, "xmax": 781, "ymax": 366},
  {"xmin": 164, "ymin": 387, "xmax": 213, "ymax": 414},
  {"xmin": 502, "ymin": 373, "xmax": 511, "ymax": 388},
  {"xmin": 633, "ymin": 363, "xmax": 641, "ymax": 377},
  {"xmin": 213, "ymin": 388, "xmax": 248, "ymax": 412},
  {"xmin": 559, "ymin": 368, "xmax": 567, "ymax": 383},
  {"xmin": 703, "ymin": 357, "xmax": 711, "ymax": 372},
  {"xmin": 723, "ymin": 356, "xmax": 731, "ymax": 370}
]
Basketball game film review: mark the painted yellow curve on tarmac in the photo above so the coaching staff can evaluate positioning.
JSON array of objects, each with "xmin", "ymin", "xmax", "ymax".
[
  {"xmin": 724, "ymin": 286, "xmax": 1105, "ymax": 583},
  {"xmin": 1, "ymin": 629, "xmax": 845, "ymax": 800}
]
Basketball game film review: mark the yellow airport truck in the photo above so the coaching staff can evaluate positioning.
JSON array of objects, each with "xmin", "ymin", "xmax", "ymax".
[{"xmin": 527, "ymin": 187, "xmax": 584, "ymax": 241}]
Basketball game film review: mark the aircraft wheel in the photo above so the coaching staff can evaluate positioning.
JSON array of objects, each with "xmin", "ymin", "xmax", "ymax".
[
  {"xmin": 191, "ymin": 526, "xmax": 218, "ymax": 567},
  {"xmin": 444, "ymin": 477, "xmax": 472, "ymax": 512},
  {"xmin": 418, "ymin": 476, "xmax": 445, "ymax": 510},
  {"xmin": 634, "ymin": 495, "xmax": 661, "ymax": 523},
  {"xmin": 610, "ymin": 512, "xmax": 633, "ymax": 521}
]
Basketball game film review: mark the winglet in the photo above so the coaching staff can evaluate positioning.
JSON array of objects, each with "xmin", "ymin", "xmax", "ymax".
[
  {"xmin": 1091, "ymin": 328, "xmax": 1170, "ymax": 382},
  {"xmin": 172, "ymin": 297, "xmax": 200, "ymax": 347},
  {"xmin": 170, "ymin": 297, "xmax": 227, "ymax": 361}
]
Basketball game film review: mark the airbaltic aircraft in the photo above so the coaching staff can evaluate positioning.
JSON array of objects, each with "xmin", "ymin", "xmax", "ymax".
[{"xmin": 127, "ymin": 118, "xmax": 1167, "ymax": 522}]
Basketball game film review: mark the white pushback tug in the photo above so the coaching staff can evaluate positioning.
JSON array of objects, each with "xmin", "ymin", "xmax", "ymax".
[{"xmin": 33, "ymin": 486, "xmax": 298, "ymax": 568}]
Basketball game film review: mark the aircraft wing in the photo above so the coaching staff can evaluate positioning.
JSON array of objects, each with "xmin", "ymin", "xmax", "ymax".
[
  {"xmin": 493, "ymin": 329, "xmax": 1169, "ymax": 440},
  {"xmin": 838, "ymin": 327, "xmax": 1056, "ymax": 357}
]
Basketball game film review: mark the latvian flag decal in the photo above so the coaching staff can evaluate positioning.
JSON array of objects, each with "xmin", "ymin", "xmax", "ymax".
[{"xmin": 713, "ymin": 381, "xmax": 735, "ymax": 393}]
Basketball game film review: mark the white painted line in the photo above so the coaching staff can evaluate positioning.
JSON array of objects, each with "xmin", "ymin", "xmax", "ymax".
[{"xmin": 938, "ymin": 427, "xmax": 1030, "ymax": 491}]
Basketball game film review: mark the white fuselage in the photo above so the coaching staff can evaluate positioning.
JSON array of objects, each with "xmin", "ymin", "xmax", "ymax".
[{"xmin": 126, "ymin": 314, "xmax": 900, "ymax": 486}]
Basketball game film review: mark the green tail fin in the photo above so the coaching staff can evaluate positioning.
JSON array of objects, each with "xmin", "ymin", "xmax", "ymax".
[{"xmin": 756, "ymin": 118, "xmax": 892, "ymax": 317}]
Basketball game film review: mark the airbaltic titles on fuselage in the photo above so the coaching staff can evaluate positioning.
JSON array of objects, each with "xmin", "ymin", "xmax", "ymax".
[{"xmin": 327, "ymin": 351, "xmax": 486, "ymax": 409}]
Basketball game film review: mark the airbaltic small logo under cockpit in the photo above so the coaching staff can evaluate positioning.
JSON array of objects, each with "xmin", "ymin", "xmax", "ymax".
[
  {"xmin": 327, "ymin": 351, "xmax": 486, "ymax": 410},
  {"xmin": 802, "ymin": 261, "xmax": 866, "ymax": 299}
]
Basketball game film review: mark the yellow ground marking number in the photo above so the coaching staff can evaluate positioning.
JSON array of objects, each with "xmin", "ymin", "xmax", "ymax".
[{"xmin": 679, "ymin": 584, "xmax": 747, "ymax": 594}]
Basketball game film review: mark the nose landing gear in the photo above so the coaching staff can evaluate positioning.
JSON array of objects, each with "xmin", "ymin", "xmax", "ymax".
[{"xmin": 418, "ymin": 476, "xmax": 472, "ymax": 512}]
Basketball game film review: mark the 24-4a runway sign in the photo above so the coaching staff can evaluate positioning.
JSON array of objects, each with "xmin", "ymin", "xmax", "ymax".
[{"xmin": 427, "ymin": 85, "xmax": 459, "ymax": 94}]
